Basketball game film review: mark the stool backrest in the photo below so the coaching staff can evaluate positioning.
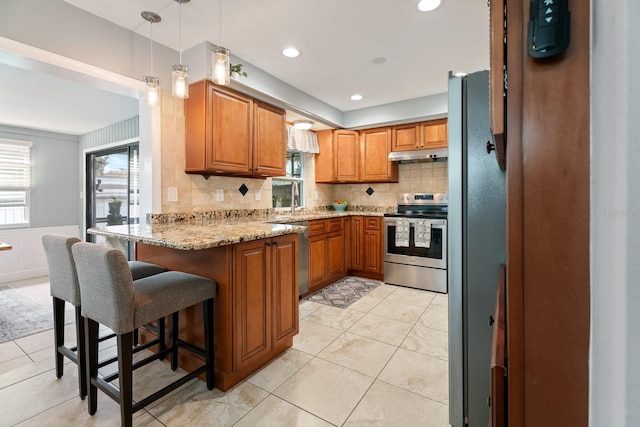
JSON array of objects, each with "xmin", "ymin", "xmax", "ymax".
[
  {"xmin": 71, "ymin": 242, "xmax": 136, "ymax": 334},
  {"xmin": 42, "ymin": 235, "xmax": 81, "ymax": 305}
]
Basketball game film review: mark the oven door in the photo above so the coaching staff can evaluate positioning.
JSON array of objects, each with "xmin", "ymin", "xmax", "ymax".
[{"xmin": 384, "ymin": 217, "xmax": 447, "ymax": 269}]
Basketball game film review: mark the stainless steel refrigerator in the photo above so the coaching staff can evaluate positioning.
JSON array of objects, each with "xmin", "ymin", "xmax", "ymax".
[{"xmin": 447, "ymin": 70, "xmax": 506, "ymax": 426}]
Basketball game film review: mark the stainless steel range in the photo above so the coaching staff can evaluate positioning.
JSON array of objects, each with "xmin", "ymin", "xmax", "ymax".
[{"xmin": 383, "ymin": 193, "xmax": 448, "ymax": 293}]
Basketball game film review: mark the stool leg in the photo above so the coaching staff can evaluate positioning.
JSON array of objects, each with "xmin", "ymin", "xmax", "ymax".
[
  {"xmin": 203, "ymin": 299, "xmax": 214, "ymax": 390},
  {"xmin": 52, "ymin": 297, "xmax": 65, "ymax": 379},
  {"xmin": 170, "ymin": 313, "xmax": 179, "ymax": 371},
  {"xmin": 158, "ymin": 317, "xmax": 166, "ymax": 353},
  {"xmin": 85, "ymin": 317, "xmax": 99, "ymax": 416},
  {"xmin": 133, "ymin": 328, "xmax": 139, "ymax": 347},
  {"xmin": 117, "ymin": 332, "xmax": 134, "ymax": 427},
  {"xmin": 75, "ymin": 306, "xmax": 87, "ymax": 400}
]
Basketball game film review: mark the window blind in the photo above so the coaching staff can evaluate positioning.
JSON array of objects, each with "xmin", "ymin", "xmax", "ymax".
[{"xmin": 0, "ymin": 139, "xmax": 32, "ymax": 191}]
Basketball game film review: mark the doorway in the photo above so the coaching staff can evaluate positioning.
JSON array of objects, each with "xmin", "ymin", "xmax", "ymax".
[{"xmin": 85, "ymin": 143, "xmax": 140, "ymax": 259}]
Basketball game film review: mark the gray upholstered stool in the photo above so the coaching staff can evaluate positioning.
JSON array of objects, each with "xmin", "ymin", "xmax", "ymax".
[
  {"xmin": 71, "ymin": 242, "xmax": 216, "ymax": 427},
  {"xmin": 41, "ymin": 235, "xmax": 167, "ymax": 399}
]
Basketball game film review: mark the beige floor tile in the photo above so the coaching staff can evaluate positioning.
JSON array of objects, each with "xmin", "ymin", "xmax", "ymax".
[
  {"xmin": 234, "ymin": 394, "xmax": 334, "ymax": 427},
  {"xmin": 14, "ymin": 329, "xmax": 55, "ymax": 355},
  {"xmin": 293, "ymin": 319, "xmax": 343, "ymax": 355},
  {"xmin": 429, "ymin": 293, "xmax": 449, "ymax": 311},
  {"xmin": 417, "ymin": 307, "xmax": 449, "ymax": 332},
  {"xmin": 274, "ymin": 358, "xmax": 374, "ymax": 426},
  {"xmin": 246, "ymin": 348, "xmax": 312, "ymax": 392},
  {"xmin": 379, "ymin": 348, "xmax": 449, "ymax": 404},
  {"xmin": 0, "ymin": 363, "xmax": 81, "ymax": 426},
  {"xmin": 367, "ymin": 284, "xmax": 398, "ymax": 299},
  {"xmin": 0, "ymin": 355, "xmax": 33, "ymax": 376},
  {"xmin": 347, "ymin": 295, "xmax": 383, "ymax": 313},
  {"xmin": 348, "ymin": 313, "xmax": 414, "ymax": 346},
  {"xmin": 303, "ymin": 305, "xmax": 366, "ymax": 330},
  {"xmin": 0, "ymin": 340, "xmax": 26, "ymax": 363},
  {"xmin": 344, "ymin": 380, "xmax": 449, "ymax": 427},
  {"xmin": 370, "ymin": 299, "xmax": 426, "ymax": 324},
  {"xmin": 401, "ymin": 325, "xmax": 449, "ymax": 360},
  {"xmin": 318, "ymin": 332, "xmax": 397, "ymax": 377},
  {"xmin": 148, "ymin": 380, "xmax": 268, "ymax": 427},
  {"xmin": 386, "ymin": 287, "xmax": 437, "ymax": 307},
  {"xmin": 298, "ymin": 300, "xmax": 324, "ymax": 319}
]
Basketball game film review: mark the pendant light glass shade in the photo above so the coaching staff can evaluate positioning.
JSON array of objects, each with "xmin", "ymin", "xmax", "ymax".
[
  {"xmin": 212, "ymin": 46, "xmax": 230, "ymax": 86},
  {"xmin": 172, "ymin": 64, "xmax": 189, "ymax": 98},
  {"xmin": 144, "ymin": 76, "xmax": 161, "ymax": 107}
]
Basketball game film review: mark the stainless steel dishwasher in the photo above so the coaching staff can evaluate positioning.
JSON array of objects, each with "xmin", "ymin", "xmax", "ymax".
[{"xmin": 290, "ymin": 221, "xmax": 309, "ymax": 296}]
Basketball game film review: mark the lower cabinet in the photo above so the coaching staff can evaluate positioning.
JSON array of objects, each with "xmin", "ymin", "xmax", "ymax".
[
  {"xmin": 135, "ymin": 233, "xmax": 299, "ymax": 392},
  {"xmin": 307, "ymin": 217, "xmax": 347, "ymax": 293},
  {"xmin": 351, "ymin": 216, "xmax": 384, "ymax": 280}
]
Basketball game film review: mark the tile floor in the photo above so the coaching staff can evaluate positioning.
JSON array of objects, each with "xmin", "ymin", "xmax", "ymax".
[{"xmin": 0, "ymin": 276, "xmax": 450, "ymax": 426}]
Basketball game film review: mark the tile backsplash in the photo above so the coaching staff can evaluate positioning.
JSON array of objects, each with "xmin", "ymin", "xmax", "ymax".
[{"xmin": 160, "ymin": 97, "xmax": 447, "ymax": 213}]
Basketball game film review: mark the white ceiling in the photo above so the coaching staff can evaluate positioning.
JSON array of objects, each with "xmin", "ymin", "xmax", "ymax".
[{"xmin": 0, "ymin": 0, "xmax": 489, "ymax": 135}]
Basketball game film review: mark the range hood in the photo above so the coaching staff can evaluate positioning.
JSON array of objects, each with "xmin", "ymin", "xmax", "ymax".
[{"xmin": 388, "ymin": 148, "xmax": 448, "ymax": 162}]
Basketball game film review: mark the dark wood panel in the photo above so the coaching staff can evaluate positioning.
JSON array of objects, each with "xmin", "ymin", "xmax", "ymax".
[{"xmin": 272, "ymin": 235, "xmax": 299, "ymax": 344}]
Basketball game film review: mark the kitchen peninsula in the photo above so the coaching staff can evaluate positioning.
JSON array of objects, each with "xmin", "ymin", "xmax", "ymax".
[{"xmin": 89, "ymin": 214, "xmax": 304, "ymax": 391}]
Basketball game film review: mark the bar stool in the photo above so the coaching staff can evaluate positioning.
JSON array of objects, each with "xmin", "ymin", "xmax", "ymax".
[
  {"xmin": 42, "ymin": 235, "xmax": 168, "ymax": 399},
  {"xmin": 71, "ymin": 242, "xmax": 216, "ymax": 427}
]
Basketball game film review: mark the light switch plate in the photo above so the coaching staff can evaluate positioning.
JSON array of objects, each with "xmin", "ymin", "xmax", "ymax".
[
  {"xmin": 255, "ymin": 190, "xmax": 261, "ymax": 201},
  {"xmin": 216, "ymin": 189, "xmax": 224, "ymax": 201},
  {"xmin": 168, "ymin": 187, "xmax": 178, "ymax": 202}
]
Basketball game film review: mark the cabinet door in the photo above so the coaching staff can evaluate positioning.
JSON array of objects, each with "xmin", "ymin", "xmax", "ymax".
[
  {"xmin": 234, "ymin": 240, "xmax": 271, "ymax": 371},
  {"xmin": 344, "ymin": 217, "xmax": 352, "ymax": 270},
  {"xmin": 327, "ymin": 231, "xmax": 345, "ymax": 280},
  {"xmin": 308, "ymin": 234, "xmax": 328, "ymax": 290},
  {"xmin": 209, "ymin": 86, "xmax": 253, "ymax": 173},
  {"xmin": 271, "ymin": 234, "xmax": 299, "ymax": 346},
  {"xmin": 392, "ymin": 123, "xmax": 420, "ymax": 151},
  {"xmin": 351, "ymin": 216, "xmax": 365, "ymax": 271},
  {"xmin": 315, "ymin": 130, "xmax": 336, "ymax": 182},
  {"xmin": 254, "ymin": 101, "xmax": 286, "ymax": 177},
  {"xmin": 335, "ymin": 130, "xmax": 359, "ymax": 182},
  {"xmin": 360, "ymin": 127, "xmax": 397, "ymax": 182},
  {"xmin": 364, "ymin": 228, "xmax": 383, "ymax": 274},
  {"xmin": 421, "ymin": 119, "xmax": 448, "ymax": 149}
]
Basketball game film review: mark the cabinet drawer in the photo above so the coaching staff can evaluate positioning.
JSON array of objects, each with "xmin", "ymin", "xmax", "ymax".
[
  {"xmin": 308, "ymin": 219, "xmax": 328, "ymax": 236},
  {"xmin": 328, "ymin": 217, "xmax": 344, "ymax": 233},
  {"xmin": 365, "ymin": 217, "xmax": 381, "ymax": 230}
]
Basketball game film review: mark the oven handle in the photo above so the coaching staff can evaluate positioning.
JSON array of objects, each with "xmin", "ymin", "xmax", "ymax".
[{"xmin": 384, "ymin": 218, "xmax": 447, "ymax": 226}]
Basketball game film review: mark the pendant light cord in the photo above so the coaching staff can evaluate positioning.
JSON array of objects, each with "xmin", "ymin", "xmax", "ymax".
[
  {"xmin": 150, "ymin": 21, "xmax": 154, "ymax": 75},
  {"xmin": 178, "ymin": 1, "xmax": 183, "ymax": 64},
  {"xmin": 219, "ymin": 0, "xmax": 222, "ymax": 46}
]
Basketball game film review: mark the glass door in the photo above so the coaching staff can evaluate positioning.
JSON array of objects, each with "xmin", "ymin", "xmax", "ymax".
[{"xmin": 86, "ymin": 143, "xmax": 140, "ymax": 259}]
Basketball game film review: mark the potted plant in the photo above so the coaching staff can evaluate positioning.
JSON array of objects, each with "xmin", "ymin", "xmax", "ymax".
[
  {"xmin": 230, "ymin": 64, "xmax": 248, "ymax": 79},
  {"xmin": 107, "ymin": 197, "xmax": 123, "ymax": 225}
]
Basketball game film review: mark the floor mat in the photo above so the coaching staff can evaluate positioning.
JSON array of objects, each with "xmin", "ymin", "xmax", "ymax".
[
  {"xmin": 304, "ymin": 276, "xmax": 382, "ymax": 308},
  {"xmin": 0, "ymin": 284, "xmax": 53, "ymax": 343}
]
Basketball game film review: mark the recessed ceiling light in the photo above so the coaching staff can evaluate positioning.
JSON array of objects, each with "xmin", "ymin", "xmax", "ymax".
[
  {"xmin": 282, "ymin": 47, "xmax": 300, "ymax": 58},
  {"xmin": 453, "ymin": 71, "xmax": 467, "ymax": 77},
  {"xmin": 292, "ymin": 120, "xmax": 313, "ymax": 130},
  {"xmin": 372, "ymin": 57, "xmax": 386, "ymax": 64},
  {"xmin": 417, "ymin": 0, "xmax": 443, "ymax": 12},
  {"xmin": 351, "ymin": 94, "xmax": 363, "ymax": 101}
]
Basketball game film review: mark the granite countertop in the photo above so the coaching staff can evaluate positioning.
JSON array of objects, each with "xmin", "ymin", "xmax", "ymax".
[{"xmin": 88, "ymin": 210, "xmax": 390, "ymax": 251}]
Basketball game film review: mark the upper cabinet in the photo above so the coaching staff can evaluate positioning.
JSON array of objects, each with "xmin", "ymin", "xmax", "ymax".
[
  {"xmin": 391, "ymin": 119, "xmax": 448, "ymax": 152},
  {"xmin": 315, "ymin": 128, "xmax": 397, "ymax": 183},
  {"xmin": 185, "ymin": 80, "xmax": 286, "ymax": 177}
]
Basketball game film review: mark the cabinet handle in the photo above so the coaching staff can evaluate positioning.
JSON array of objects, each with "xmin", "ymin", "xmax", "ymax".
[{"xmin": 488, "ymin": 315, "xmax": 494, "ymax": 326}]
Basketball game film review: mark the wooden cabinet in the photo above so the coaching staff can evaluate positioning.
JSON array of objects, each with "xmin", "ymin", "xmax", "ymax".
[
  {"xmin": 316, "ymin": 128, "xmax": 397, "ymax": 183},
  {"xmin": 391, "ymin": 119, "xmax": 448, "ymax": 151},
  {"xmin": 135, "ymin": 233, "xmax": 298, "ymax": 392},
  {"xmin": 307, "ymin": 218, "xmax": 347, "ymax": 293},
  {"xmin": 185, "ymin": 80, "xmax": 285, "ymax": 177},
  {"xmin": 350, "ymin": 216, "xmax": 383, "ymax": 280},
  {"xmin": 360, "ymin": 127, "xmax": 398, "ymax": 182}
]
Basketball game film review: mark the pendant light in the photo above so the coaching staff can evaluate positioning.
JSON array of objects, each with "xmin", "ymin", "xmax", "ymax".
[
  {"xmin": 172, "ymin": 0, "xmax": 190, "ymax": 98},
  {"xmin": 141, "ymin": 11, "xmax": 161, "ymax": 107},
  {"xmin": 211, "ymin": 0, "xmax": 230, "ymax": 85}
]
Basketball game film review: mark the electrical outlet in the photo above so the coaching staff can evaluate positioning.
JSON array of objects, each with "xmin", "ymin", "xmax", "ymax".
[
  {"xmin": 168, "ymin": 187, "xmax": 178, "ymax": 202},
  {"xmin": 255, "ymin": 190, "xmax": 261, "ymax": 201},
  {"xmin": 216, "ymin": 189, "xmax": 224, "ymax": 202}
]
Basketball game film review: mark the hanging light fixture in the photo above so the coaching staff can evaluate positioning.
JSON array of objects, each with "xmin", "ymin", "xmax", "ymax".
[
  {"xmin": 211, "ymin": 0, "xmax": 230, "ymax": 85},
  {"xmin": 172, "ymin": 0, "xmax": 190, "ymax": 98},
  {"xmin": 141, "ymin": 11, "xmax": 161, "ymax": 107}
]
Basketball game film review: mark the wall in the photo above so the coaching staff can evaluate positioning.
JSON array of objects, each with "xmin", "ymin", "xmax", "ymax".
[{"xmin": 591, "ymin": 0, "xmax": 640, "ymax": 425}]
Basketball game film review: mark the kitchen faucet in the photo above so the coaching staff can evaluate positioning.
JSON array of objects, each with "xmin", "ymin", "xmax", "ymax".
[{"xmin": 291, "ymin": 182, "xmax": 299, "ymax": 214}]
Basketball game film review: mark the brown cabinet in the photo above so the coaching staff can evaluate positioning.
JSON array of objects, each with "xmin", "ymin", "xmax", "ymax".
[
  {"xmin": 391, "ymin": 119, "xmax": 448, "ymax": 151},
  {"xmin": 185, "ymin": 80, "xmax": 285, "ymax": 177},
  {"xmin": 350, "ymin": 216, "xmax": 383, "ymax": 280},
  {"xmin": 135, "ymin": 232, "xmax": 298, "ymax": 392},
  {"xmin": 307, "ymin": 217, "xmax": 347, "ymax": 293},
  {"xmin": 360, "ymin": 127, "xmax": 398, "ymax": 182}
]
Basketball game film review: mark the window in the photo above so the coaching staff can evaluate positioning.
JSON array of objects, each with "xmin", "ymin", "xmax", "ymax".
[
  {"xmin": 272, "ymin": 152, "xmax": 304, "ymax": 209},
  {"xmin": 0, "ymin": 139, "xmax": 32, "ymax": 228}
]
